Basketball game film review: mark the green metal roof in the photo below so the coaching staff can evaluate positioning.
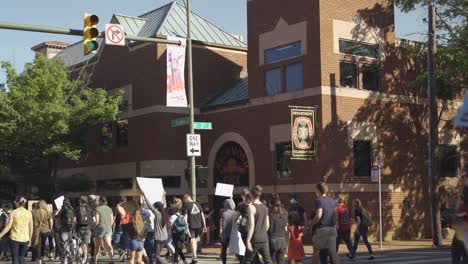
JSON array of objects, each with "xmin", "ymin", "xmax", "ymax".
[
  {"xmin": 57, "ymin": 1, "xmax": 246, "ymax": 67},
  {"xmin": 203, "ymin": 78, "xmax": 249, "ymax": 110}
]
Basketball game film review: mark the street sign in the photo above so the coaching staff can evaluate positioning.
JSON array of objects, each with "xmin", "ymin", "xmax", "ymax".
[
  {"xmin": 105, "ymin": 24, "xmax": 125, "ymax": 46},
  {"xmin": 455, "ymin": 94, "xmax": 468, "ymax": 127},
  {"xmin": 376, "ymin": 156, "xmax": 382, "ymax": 169},
  {"xmin": 371, "ymin": 166, "xmax": 379, "ymax": 183},
  {"xmin": 171, "ymin": 117, "xmax": 190, "ymax": 127},
  {"xmin": 194, "ymin": 122, "xmax": 212, "ymax": 130},
  {"xmin": 187, "ymin": 134, "xmax": 201, "ymax": 157}
]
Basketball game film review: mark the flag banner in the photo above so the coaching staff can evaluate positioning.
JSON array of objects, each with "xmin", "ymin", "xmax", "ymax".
[
  {"xmin": 290, "ymin": 107, "xmax": 317, "ymax": 160},
  {"xmin": 166, "ymin": 37, "xmax": 188, "ymax": 107}
]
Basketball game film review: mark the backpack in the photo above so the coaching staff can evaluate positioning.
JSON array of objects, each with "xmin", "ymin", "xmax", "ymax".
[
  {"xmin": 76, "ymin": 206, "xmax": 92, "ymax": 226},
  {"xmin": 361, "ymin": 209, "xmax": 373, "ymax": 227},
  {"xmin": 61, "ymin": 207, "xmax": 75, "ymax": 229},
  {"xmin": 172, "ymin": 215, "xmax": 187, "ymax": 235}
]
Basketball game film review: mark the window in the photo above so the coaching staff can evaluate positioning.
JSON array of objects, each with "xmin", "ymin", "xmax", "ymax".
[
  {"xmin": 117, "ymin": 120, "xmax": 128, "ymax": 148},
  {"xmin": 353, "ymin": 141, "xmax": 371, "ymax": 177},
  {"xmin": 437, "ymin": 145, "xmax": 458, "ymax": 178},
  {"xmin": 362, "ymin": 64, "xmax": 379, "ymax": 91},
  {"xmin": 285, "ymin": 63, "xmax": 303, "ymax": 92},
  {"xmin": 276, "ymin": 143, "xmax": 292, "ymax": 179},
  {"xmin": 150, "ymin": 176, "xmax": 181, "ymax": 188},
  {"xmin": 265, "ymin": 68, "xmax": 282, "ymax": 96},
  {"xmin": 100, "ymin": 123, "xmax": 113, "ymax": 152},
  {"xmin": 340, "ymin": 61, "xmax": 358, "ymax": 88},
  {"xmin": 96, "ymin": 178, "xmax": 133, "ymax": 191},
  {"xmin": 339, "ymin": 39, "xmax": 378, "ymax": 59},
  {"xmin": 264, "ymin": 41, "xmax": 301, "ymax": 64}
]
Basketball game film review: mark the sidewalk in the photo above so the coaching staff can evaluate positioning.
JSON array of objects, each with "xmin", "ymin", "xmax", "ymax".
[{"xmin": 197, "ymin": 239, "xmax": 452, "ymax": 257}]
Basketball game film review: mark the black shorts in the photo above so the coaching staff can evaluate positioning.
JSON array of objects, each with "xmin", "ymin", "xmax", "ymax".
[{"xmin": 190, "ymin": 228, "xmax": 202, "ymax": 238}]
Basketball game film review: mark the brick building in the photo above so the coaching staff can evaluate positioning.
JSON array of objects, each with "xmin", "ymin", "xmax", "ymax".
[{"xmin": 51, "ymin": 0, "xmax": 467, "ymax": 240}]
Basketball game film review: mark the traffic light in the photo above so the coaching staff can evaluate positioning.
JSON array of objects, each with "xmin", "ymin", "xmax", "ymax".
[{"xmin": 83, "ymin": 13, "xmax": 99, "ymax": 54}]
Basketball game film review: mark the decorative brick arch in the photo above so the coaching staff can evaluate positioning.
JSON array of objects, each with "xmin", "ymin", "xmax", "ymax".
[{"xmin": 208, "ymin": 132, "xmax": 255, "ymax": 192}]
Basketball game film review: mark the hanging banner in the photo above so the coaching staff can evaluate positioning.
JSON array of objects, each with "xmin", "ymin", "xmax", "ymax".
[
  {"xmin": 166, "ymin": 37, "xmax": 188, "ymax": 107},
  {"xmin": 290, "ymin": 107, "xmax": 317, "ymax": 160}
]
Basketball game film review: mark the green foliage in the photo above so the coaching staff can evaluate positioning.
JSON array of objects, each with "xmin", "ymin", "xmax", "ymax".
[
  {"xmin": 396, "ymin": 0, "xmax": 467, "ymax": 92},
  {"xmin": 0, "ymin": 54, "xmax": 122, "ymax": 176}
]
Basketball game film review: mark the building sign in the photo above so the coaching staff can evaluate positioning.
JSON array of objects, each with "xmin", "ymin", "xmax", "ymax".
[
  {"xmin": 214, "ymin": 142, "xmax": 249, "ymax": 186},
  {"xmin": 166, "ymin": 37, "xmax": 188, "ymax": 107},
  {"xmin": 290, "ymin": 107, "xmax": 317, "ymax": 159}
]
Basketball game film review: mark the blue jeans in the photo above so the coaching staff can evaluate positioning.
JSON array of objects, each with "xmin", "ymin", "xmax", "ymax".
[
  {"xmin": 10, "ymin": 240, "xmax": 28, "ymax": 264},
  {"xmin": 144, "ymin": 232, "xmax": 154, "ymax": 263},
  {"xmin": 353, "ymin": 225, "xmax": 373, "ymax": 255},
  {"xmin": 337, "ymin": 231, "xmax": 355, "ymax": 257},
  {"xmin": 0, "ymin": 236, "xmax": 10, "ymax": 257}
]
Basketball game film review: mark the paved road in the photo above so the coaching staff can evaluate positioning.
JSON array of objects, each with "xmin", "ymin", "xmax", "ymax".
[{"xmin": 0, "ymin": 248, "xmax": 451, "ymax": 263}]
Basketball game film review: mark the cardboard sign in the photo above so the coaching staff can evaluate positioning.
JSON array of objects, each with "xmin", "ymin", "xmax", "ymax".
[
  {"xmin": 136, "ymin": 177, "xmax": 165, "ymax": 204},
  {"xmin": 54, "ymin": 196, "xmax": 65, "ymax": 211},
  {"xmin": 215, "ymin": 183, "xmax": 234, "ymax": 197}
]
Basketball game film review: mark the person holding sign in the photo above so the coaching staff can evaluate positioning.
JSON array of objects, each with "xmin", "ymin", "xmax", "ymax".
[{"xmin": 140, "ymin": 189, "xmax": 169, "ymax": 264}]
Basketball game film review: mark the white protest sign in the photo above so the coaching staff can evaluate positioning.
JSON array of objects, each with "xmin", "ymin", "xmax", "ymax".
[
  {"xmin": 54, "ymin": 196, "xmax": 65, "ymax": 210},
  {"xmin": 215, "ymin": 183, "xmax": 234, "ymax": 197},
  {"xmin": 136, "ymin": 177, "xmax": 165, "ymax": 204}
]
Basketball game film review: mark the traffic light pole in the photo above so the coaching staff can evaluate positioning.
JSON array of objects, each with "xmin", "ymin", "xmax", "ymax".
[
  {"xmin": 186, "ymin": 0, "xmax": 197, "ymax": 202},
  {"xmin": 0, "ymin": 21, "xmax": 182, "ymax": 45}
]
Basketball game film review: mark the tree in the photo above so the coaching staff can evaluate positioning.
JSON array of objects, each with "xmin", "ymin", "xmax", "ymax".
[
  {"xmin": 0, "ymin": 54, "xmax": 122, "ymax": 198},
  {"xmin": 395, "ymin": 0, "xmax": 467, "ymax": 246},
  {"xmin": 395, "ymin": 0, "xmax": 467, "ymax": 93}
]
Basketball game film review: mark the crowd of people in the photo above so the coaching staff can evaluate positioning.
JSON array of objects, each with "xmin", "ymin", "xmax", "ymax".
[{"xmin": 0, "ymin": 182, "xmax": 379, "ymax": 264}]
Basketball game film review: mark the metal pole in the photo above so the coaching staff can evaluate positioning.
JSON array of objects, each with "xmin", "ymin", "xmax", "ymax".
[
  {"xmin": 186, "ymin": 0, "xmax": 196, "ymax": 202},
  {"xmin": 0, "ymin": 21, "xmax": 181, "ymax": 45},
  {"xmin": 428, "ymin": 3, "xmax": 442, "ymax": 247},
  {"xmin": 378, "ymin": 166, "xmax": 383, "ymax": 249}
]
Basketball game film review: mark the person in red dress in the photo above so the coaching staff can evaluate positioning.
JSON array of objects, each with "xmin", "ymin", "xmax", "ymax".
[{"xmin": 288, "ymin": 213, "xmax": 305, "ymax": 264}]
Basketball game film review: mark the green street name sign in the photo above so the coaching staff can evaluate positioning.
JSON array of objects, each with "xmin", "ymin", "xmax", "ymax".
[
  {"xmin": 171, "ymin": 117, "xmax": 190, "ymax": 127},
  {"xmin": 194, "ymin": 122, "xmax": 212, "ymax": 130}
]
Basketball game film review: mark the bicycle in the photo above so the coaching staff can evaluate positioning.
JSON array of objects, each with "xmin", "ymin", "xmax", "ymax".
[{"xmin": 62, "ymin": 232, "xmax": 86, "ymax": 264}]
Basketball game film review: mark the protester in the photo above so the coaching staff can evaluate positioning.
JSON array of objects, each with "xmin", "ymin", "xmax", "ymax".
[
  {"xmin": 141, "ymin": 203, "xmax": 155, "ymax": 264},
  {"xmin": 245, "ymin": 185, "xmax": 273, "ymax": 264},
  {"xmin": 269, "ymin": 199, "xmax": 288, "ymax": 264},
  {"xmin": 141, "ymin": 190, "xmax": 169, "ymax": 264},
  {"xmin": 170, "ymin": 206, "xmax": 189, "ymax": 264},
  {"xmin": 336, "ymin": 197, "xmax": 355, "ymax": 261},
  {"xmin": 165, "ymin": 202, "xmax": 178, "ymax": 261},
  {"xmin": 0, "ymin": 203, "xmax": 13, "ymax": 261},
  {"xmin": 93, "ymin": 197, "xmax": 114, "ymax": 264},
  {"xmin": 31, "ymin": 200, "xmax": 53, "ymax": 264},
  {"xmin": 182, "ymin": 194, "xmax": 207, "ymax": 264},
  {"xmin": 353, "ymin": 199, "xmax": 374, "ymax": 260},
  {"xmin": 288, "ymin": 211, "xmax": 305, "ymax": 264},
  {"xmin": 128, "ymin": 205, "xmax": 151, "ymax": 264},
  {"xmin": 0, "ymin": 196, "xmax": 33, "ymax": 264},
  {"xmin": 74, "ymin": 195, "xmax": 94, "ymax": 264},
  {"xmin": 237, "ymin": 189, "xmax": 251, "ymax": 264},
  {"xmin": 310, "ymin": 182, "xmax": 340, "ymax": 264},
  {"xmin": 113, "ymin": 197, "xmax": 128, "ymax": 259},
  {"xmin": 59, "ymin": 198, "xmax": 74, "ymax": 263},
  {"xmin": 52, "ymin": 210, "xmax": 62, "ymax": 260},
  {"xmin": 220, "ymin": 198, "xmax": 237, "ymax": 264}
]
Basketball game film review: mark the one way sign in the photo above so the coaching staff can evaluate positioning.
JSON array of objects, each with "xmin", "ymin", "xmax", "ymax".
[{"xmin": 187, "ymin": 134, "xmax": 201, "ymax": 157}]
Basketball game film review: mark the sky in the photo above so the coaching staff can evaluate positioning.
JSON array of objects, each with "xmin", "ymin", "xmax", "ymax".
[{"xmin": 0, "ymin": 0, "xmax": 428, "ymax": 84}]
